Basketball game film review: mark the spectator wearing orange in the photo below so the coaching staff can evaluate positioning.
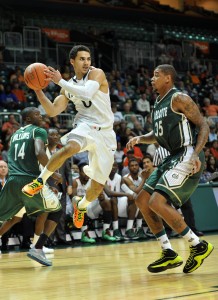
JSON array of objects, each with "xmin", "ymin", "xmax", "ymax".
[
  {"xmin": 202, "ymin": 97, "xmax": 218, "ymax": 117},
  {"xmin": 2, "ymin": 114, "xmax": 20, "ymax": 143},
  {"xmin": 190, "ymin": 71, "xmax": 200, "ymax": 85},
  {"xmin": 12, "ymin": 82, "xmax": 26, "ymax": 107},
  {"xmin": 123, "ymin": 134, "xmax": 143, "ymax": 167}
]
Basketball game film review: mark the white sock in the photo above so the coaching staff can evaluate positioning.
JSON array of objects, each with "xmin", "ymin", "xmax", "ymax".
[
  {"xmin": 136, "ymin": 218, "xmax": 142, "ymax": 229},
  {"xmin": 144, "ymin": 226, "xmax": 149, "ymax": 233},
  {"xmin": 126, "ymin": 220, "xmax": 134, "ymax": 231},
  {"xmin": 157, "ymin": 234, "xmax": 173, "ymax": 250},
  {"xmin": 181, "ymin": 228, "xmax": 200, "ymax": 246},
  {"xmin": 39, "ymin": 167, "xmax": 54, "ymax": 183},
  {"xmin": 81, "ymin": 225, "xmax": 88, "ymax": 232},
  {"xmin": 78, "ymin": 196, "xmax": 91, "ymax": 209},
  {"xmin": 32, "ymin": 234, "xmax": 40, "ymax": 245},
  {"xmin": 113, "ymin": 220, "xmax": 119, "ymax": 230}
]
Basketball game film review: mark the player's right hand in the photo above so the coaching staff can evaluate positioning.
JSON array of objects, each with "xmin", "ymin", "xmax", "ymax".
[{"xmin": 126, "ymin": 136, "xmax": 140, "ymax": 151}]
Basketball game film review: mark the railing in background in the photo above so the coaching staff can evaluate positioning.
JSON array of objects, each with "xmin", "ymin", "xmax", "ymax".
[
  {"xmin": 0, "ymin": 112, "xmax": 22, "ymax": 127},
  {"xmin": 57, "ymin": 113, "xmax": 74, "ymax": 129},
  {"xmin": 1, "ymin": 27, "xmax": 218, "ymax": 76}
]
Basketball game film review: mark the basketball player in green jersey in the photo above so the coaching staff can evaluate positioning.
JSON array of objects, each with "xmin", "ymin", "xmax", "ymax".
[
  {"xmin": 127, "ymin": 64, "xmax": 213, "ymax": 274},
  {"xmin": 0, "ymin": 107, "xmax": 62, "ymax": 266}
]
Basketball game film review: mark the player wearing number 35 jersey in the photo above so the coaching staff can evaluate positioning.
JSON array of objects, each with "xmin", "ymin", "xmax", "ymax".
[{"xmin": 126, "ymin": 64, "xmax": 213, "ymax": 274}]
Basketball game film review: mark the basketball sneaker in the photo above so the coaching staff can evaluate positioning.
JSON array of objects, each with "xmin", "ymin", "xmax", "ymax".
[
  {"xmin": 124, "ymin": 229, "xmax": 139, "ymax": 240},
  {"xmin": 27, "ymin": 247, "xmax": 52, "ymax": 266},
  {"xmin": 147, "ymin": 249, "xmax": 183, "ymax": 273},
  {"xmin": 102, "ymin": 229, "xmax": 116, "ymax": 242},
  {"xmin": 183, "ymin": 240, "xmax": 214, "ymax": 273},
  {"xmin": 113, "ymin": 229, "xmax": 124, "ymax": 241},
  {"xmin": 30, "ymin": 244, "xmax": 54, "ymax": 254},
  {"xmin": 72, "ymin": 196, "xmax": 86, "ymax": 229},
  {"xmin": 22, "ymin": 178, "xmax": 43, "ymax": 197},
  {"xmin": 135, "ymin": 227, "xmax": 148, "ymax": 239},
  {"xmin": 81, "ymin": 230, "xmax": 96, "ymax": 244}
]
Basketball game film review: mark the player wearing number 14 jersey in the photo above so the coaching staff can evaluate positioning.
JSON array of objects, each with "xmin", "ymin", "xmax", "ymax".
[{"xmin": 0, "ymin": 107, "xmax": 61, "ymax": 221}]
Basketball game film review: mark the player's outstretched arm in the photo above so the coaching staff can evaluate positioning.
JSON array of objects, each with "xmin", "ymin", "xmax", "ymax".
[
  {"xmin": 45, "ymin": 67, "xmax": 102, "ymax": 101},
  {"xmin": 126, "ymin": 131, "xmax": 156, "ymax": 151},
  {"xmin": 35, "ymin": 90, "xmax": 68, "ymax": 117}
]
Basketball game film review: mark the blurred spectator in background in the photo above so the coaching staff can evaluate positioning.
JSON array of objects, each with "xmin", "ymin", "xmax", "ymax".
[
  {"xmin": 114, "ymin": 141, "xmax": 124, "ymax": 174},
  {"xmin": 123, "ymin": 134, "xmax": 143, "ymax": 166},
  {"xmin": 202, "ymin": 97, "xmax": 218, "ymax": 116},
  {"xmin": 132, "ymin": 120, "xmax": 145, "ymax": 136},
  {"xmin": 136, "ymin": 93, "xmax": 150, "ymax": 118},
  {"xmin": 111, "ymin": 102, "xmax": 124, "ymax": 124},
  {"xmin": 206, "ymin": 155, "xmax": 218, "ymax": 173},
  {"xmin": 122, "ymin": 102, "xmax": 134, "ymax": 117},
  {"xmin": 199, "ymin": 162, "xmax": 213, "ymax": 183},
  {"xmin": 144, "ymin": 113, "xmax": 153, "ymax": 133},
  {"xmin": 1, "ymin": 114, "xmax": 20, "ymax": 145},
  {"xmin": 208, "ymin": 124, "xmax": 218, "ymax": 142},
  {"xmin": 11, "ymin": 82, "xmax": 26, "ymax": 108},
  {"xmin": 211, "ymin": 86, "xmax": 218, "ymax": 105},
  {"xmin": 1, "ymin": 141, "xmax": 9, "ymax": 162},
  {"xmin": 210, "ymin": 140, "xmax": 218, "ymax": 160},
  {"xmin": 50, "ymin": 116, "xmax": 69, "ymax": 135},
  {"xmin": 71, "ymin": 163, "xmax": 79, "ymax": 180},
  {"xmin": 0, "ymin": 84, "xmax": 19, "ymax": 110}
]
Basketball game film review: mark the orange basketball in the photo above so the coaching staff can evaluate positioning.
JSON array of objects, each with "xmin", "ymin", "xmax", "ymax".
[{"xmin": 24, "ymin": 62, "xmax": 49, "ymax": 90}]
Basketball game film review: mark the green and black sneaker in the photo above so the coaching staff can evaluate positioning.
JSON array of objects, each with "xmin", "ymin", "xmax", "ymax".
[
  {"xmin": 183, "ymin": 240, "xmax": 214, "ymax": 273},
  {"xmin": 148, "ymin": 249, "xmax": 183, "ymax": 273}
]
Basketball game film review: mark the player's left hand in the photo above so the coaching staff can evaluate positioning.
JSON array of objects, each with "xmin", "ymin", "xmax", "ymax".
[{"xmin": 190, "ymin": 152, "xmax": 201, "ymax": 175}]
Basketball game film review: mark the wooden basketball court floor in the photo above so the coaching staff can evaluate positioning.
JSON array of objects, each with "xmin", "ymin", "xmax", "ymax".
[{"xmin": 0, "ymin": 234, "xmax": 217, "ymax": 300}]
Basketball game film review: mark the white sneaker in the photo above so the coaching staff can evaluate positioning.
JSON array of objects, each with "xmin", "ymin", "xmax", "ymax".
[
  {"xmin": 42, "ymin": 246, "xmax": 54, "ymax": 254},
  {"xmin": 30, "ymin": 244, "xmax": 54, "ymax": 254},
  {"xmin": 27, "ymin": 247, "xmax": 52, "ymax": 266}
]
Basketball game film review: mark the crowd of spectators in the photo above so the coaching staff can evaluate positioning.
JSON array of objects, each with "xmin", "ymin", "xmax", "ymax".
[
  {"xmin": 1, "ymin": 59, "xmax": 218, "ymax": 174},
  {"xmin": 1, "ymin": 58, "xmax": 218, "ymax": 249}
]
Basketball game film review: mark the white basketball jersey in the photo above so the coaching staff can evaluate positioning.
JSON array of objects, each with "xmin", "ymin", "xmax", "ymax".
[
  {"xmin": 124, "ymin": 174, "xmax": 142, "ymax": 187},
  {"xmin": 75, "ymin": 177, "xmax": 90, "ymax": 196},
  {"xmin": 106, "ymin": 173, "xmax": 122, "ymax": 192},
  {"xmin": 65, "ymin": 70, "xmax": 114, "ymax": 128}
]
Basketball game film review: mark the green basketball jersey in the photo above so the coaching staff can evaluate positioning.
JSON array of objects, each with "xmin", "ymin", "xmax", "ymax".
[
  {"xmin": 152, "ymin": 88, "xmax": 197, "ymax": 153},
  {"xmin": 8, "ymin": 124, "xmax": 47, "ymax": 177}
]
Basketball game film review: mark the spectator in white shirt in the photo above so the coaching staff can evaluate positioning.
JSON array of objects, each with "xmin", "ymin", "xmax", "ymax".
[{"xmin": 136, "ymin": 93, "xmax": 150, "ymax": 118}]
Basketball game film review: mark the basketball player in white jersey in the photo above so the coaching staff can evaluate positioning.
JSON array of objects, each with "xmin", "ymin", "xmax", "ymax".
[
  {"xmin": 22, "ymin": 45, "xmax": 117, "ymax": 230},
  {"xmin": 72, "ymin": 162, "xmax": 96, "ymax": 243},
  {"xmin": 122, "ymin": 158, "xmax": 148, "ymax": 239},
  {"xmin": 104, "ymin": 162, "xmax": 137, "ymax": 241},
  {"xmin": 74, "ymin": 162, "xmax": 116, "ymax": 242}
]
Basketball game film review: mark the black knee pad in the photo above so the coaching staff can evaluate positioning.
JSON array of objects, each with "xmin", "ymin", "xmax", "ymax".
[{"xmin": 47, "ymin": 209, "xmax": 63, "ymax": 223}]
